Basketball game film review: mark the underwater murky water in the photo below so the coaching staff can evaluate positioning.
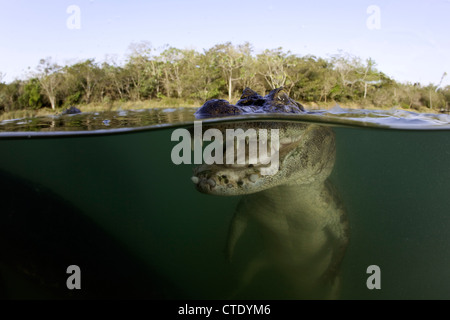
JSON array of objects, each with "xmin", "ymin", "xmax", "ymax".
[{"xmin": 0, "ymin": 107, "xmax": 450, "ymax": 299}]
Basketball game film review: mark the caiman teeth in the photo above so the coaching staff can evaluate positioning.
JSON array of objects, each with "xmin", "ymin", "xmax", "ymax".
[
  {"xmin": 207, "ymin": 178, "xmax": 216, "ymax": 187},
  {"xmin": 280, "ymin": 137, "xmax": 292, "ymax": 144},
  {"xmin": 191, "ymin": 176, "xmax": 199, "ymax": 184}
]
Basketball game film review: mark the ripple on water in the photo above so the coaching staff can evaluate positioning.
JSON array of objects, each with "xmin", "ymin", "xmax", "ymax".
[{"xmin": 0, "ymin": 106, "xmax": 450, "ymax": 138}]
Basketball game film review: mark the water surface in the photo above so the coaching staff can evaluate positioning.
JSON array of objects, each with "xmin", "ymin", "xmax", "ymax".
[{"xmin": 0, "ymin": 107, "xmax": 449, "ymax": 299}]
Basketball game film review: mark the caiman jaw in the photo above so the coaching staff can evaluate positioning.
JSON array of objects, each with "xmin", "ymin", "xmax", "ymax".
[
  {"xmin": 191, "ymin": 137, "xmax": 303, "ymax": 196},
  {"xmin": 190, "ymin": 86, "xmax": 309, "ymax": 196},
  {"xmin": 192, "ymin": 163, "xmax": 263, "ymax": 195}
]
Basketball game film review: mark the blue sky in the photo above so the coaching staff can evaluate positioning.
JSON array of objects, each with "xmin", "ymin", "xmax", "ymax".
[{"xmin": 1, "ymin": 0, "xmax": 449, "ymax": 87}]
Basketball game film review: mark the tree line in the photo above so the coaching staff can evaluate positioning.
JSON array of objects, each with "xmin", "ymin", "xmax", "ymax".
[{"xmin": 0, "ymin": 41, "xmax": 449, "ymax": 113}]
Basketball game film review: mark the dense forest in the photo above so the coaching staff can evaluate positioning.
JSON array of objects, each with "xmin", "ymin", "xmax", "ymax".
[{"xmin": 0, "ymin": 42, "xmax": 449, "ymax": 114}]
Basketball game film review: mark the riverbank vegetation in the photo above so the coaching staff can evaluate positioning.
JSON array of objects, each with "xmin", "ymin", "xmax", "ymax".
[{"xmin": 0, "ymin": 42, "xmax": 449, "ymax": 120}]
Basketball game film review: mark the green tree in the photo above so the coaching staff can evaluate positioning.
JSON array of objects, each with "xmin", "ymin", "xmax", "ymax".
[
  {"xmin": 353, "ymin": 58, "xmax": 381, "ymax": 100},
  {"xmin": 34, "ymin": 57, "xmax": 63, "ymax": 110},
  {"xmin": 64, "ymin": 59, "xmax": 102, "ymax": 104},
  {"xmin": 209, "ymin": 42, "xmax": 251, "ymax": 101},
  {"xmin": 125, "ymin": 41, "xmax": 161, "ymax": 101},
  {"xmin": 159, "ymin": 46, "xmax": 194, "ymax": 98},
  {"xmin": 0, "ymin": 81, "xmax": 22, "ymax": 112},
  {"xmin": 257, "ymin": 48, "xmax": 286, "ymax": 90},
  {"xmin": 101, "ymin": 59, "xmax": 128, "ymax": 102},
  {"xmin": 1, "ymin": 41, "xmax": 447, "ymax": 115},
  {"xmin": 19, "ymin": 78, "xmax": 43, "ymax": 109},
  {"xmin": 191, "ymin": 49, "xmax": 224, "ymax": 101}
]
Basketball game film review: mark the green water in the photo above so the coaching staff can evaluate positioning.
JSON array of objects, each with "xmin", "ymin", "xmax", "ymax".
[{"xmin": 0, "ymin": 108, "xmax": 450, "ymax": 299}]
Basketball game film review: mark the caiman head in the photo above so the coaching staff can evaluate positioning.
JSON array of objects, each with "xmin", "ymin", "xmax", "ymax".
[{"xmin": 191, "ymin": 87, "xmax": 336, "ymax": 196}]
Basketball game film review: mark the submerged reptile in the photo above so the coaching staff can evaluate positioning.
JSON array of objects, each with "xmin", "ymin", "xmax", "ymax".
[{"xmin": 192, "ymin": 87, "xmax": 349, "ymax": 299}]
